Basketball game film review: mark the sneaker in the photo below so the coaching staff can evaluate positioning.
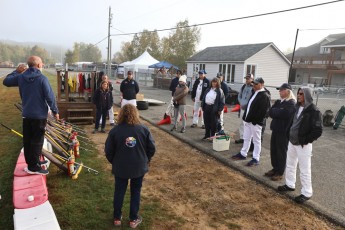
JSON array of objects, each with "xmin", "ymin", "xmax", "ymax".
[
  {"xmin": 246, "ymin": 158, "xmax": 259, "ymax": 167},
  {"xmin": 235, "ymin": 139, "xmax": 244, "ymax": 144},
  {"xmin": 295, "ymin": 194, "xmax": 311, "ymax": 204},
  {"xmin": 129, "ymin": 216, "xmax": 142, "ymax": 229},
  {"xmin": 264, "ymin": 169, "xmax": 275, "ymax": 177},
  {"xmin": 24, "ymin": 167, "xmax": 49, "ymax": 175},
  {"xmin": 170, "ymin": 126, "xmax": 177, "ymax": 131},
  {"xmin": 231, "ymin": 152, "xmax": 246, "ymax": 160},
  {"xmin": 100, "ymin": 129, "xmax": 106, "ymax": 133},
  {"xmin": 201, "ymin": 125, "xmax": 205, "ymax": 129},
  {"xmin": 180, "ymin": 128, "xmax": 186, "ymax": 133},
  {"xmin": 114, "ymin": 216, "xmax": 122, "ymax": 227},
  {"xmin": 92, "ymin": 129, "xmax": 98, "ymax": 134},
  {"xmin": 271, "ymin": 174, "xmax": 283, "ymax": 181},
  {"xmin": 277, "ymin": 184, "xmax": 295, "ymax": 192},
  {"xmin": 190, "ymin": 124, "xmax": 197, "ymax": 128}
]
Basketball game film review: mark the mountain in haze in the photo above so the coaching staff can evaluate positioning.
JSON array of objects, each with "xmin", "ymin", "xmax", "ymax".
[{"xmin": 0, "ymin": 39, "xmax": 68, "ymax": 63}]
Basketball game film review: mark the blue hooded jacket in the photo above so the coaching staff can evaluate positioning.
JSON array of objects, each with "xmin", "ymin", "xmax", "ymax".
[{"xmin": 3, "ymin": 68, "xmax": 58, "ymax": 119}]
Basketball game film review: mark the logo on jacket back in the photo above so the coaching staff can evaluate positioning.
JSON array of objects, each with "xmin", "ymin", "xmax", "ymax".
[{"xmin": 125, "ymin": 137, "xmax": 137, "ymax": 148}]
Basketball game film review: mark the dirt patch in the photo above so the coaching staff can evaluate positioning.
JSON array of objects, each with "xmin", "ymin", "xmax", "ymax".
[{"xmin": 86, "ymin": 121, "xmax": 339, "ymax": 229}]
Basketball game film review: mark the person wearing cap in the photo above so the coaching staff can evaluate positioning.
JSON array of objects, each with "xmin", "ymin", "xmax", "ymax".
[
  {"xmin": 265, "ymin": 83, "xmax": 296, "ymax": 181},
  {"xmin": 191, "ymin": 70, "xmax": 210, "ymax": 128},
  {"xmin": 120, "ymin": 71, "xmax": 139, "ymax": 108},
  {"xmin": 216, "ymin": 72, "xmax": 229, "ymax": 131},
  {"xmin": 201, "ymin": 78, "xmax": 225, "ymax": 140},
  {"xmin": 170, "ymin": 75, "xmax": 189, "ymax": 133},
  {"xmin": 278, "ymin": 87, "xmax": 322, "ymax": 204},
  {"xmin": 235, "ymin": 73, "xmax": 254, "ymax": 144},
  {"xmin": 232, "ymin": 77, "xmax": 271, "ymax": 167}
]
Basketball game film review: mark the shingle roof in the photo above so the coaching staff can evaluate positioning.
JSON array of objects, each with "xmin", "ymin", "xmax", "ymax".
[
  {"xmin": 187, "ymin": 43, "xmax": 272, "ymax": 62},
  {"xmin": 323, "ymin": 36, "xmax": 345, "ymax": 47}
]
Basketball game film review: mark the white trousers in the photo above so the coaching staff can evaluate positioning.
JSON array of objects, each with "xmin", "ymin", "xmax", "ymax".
[
  {"xmin": 192, "ymin": 101, "xmax": 204, "ymax": 125},
  {"xmin": 238, "ymin": 109, "xmax": 245, "ymax": 139},
  {"xmin": 121, "ymin": 99, "xmax": 137, "ymax": 108},
  {"xmin": 285, "ymin": 142, "xmax": 313, "ymax": 197},
  {"xmin": 100, "ymin": 106, "xmax": 114, "ymax": 124},
  {"xmin": 240, "ymin": 122, "xmax": 262, "ymax": 161}
]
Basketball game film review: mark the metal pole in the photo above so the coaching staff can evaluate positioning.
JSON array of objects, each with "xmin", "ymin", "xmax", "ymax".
[
  {"xmin": 107, "ymin": 7, "xmax": 112, "ymax": 77},
  {"xmin": 289, "ymin": 28, "xmax": 299, "ymax": 81}
]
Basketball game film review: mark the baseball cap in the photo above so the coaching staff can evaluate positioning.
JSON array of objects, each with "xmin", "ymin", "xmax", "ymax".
[
  {"xmin": 253, "ymin": 77, "xmax": 264, "ymax": 84},
  {"xmin": 244, "ymin": 73, "xmax": 254, "ymax": 79},
  {"xmin": 198, "ymin": 70, "xmax": 207, "ymax": 74},
  {"xmin": 276, "ymin": 83, "xmax": 292, "ymax": 90},
  {"xmin": 216, "ymin": 72, "xmax": 223, "ymax": 78}
]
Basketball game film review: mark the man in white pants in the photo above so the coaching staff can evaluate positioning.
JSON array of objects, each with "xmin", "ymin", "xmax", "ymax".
[
  {"xmin": 231, "ymin": 77, "xmax": 270, "ymax": 167},
  {"xmin": 120, "ymin": 71, "xmax": 139, "ymax": 108},
  {"xmin": 191, "ymin": 70, "xmax": 209, "ymax": 128},
  {"xmin": 278, "ymin": 87, "xmax": 322, "ymax": 204}
]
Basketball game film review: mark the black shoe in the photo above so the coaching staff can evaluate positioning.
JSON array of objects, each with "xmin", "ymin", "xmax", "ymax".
[
  {"xmin": 191, "ymin": 124, "xmax": 197, "ymax": 128},
  {"xmin": 110, "ymin": 123, "xmax": 115, "ymax": 126},
  {"xmin": 170, "ymin": 126, "xmax": 177, "ymax": 131},
  {"xmin": 180, "ymin": 128, "xmax": 186, "ymax": 133},
  {"xmin": 25, "ymin": 167, "xmax": 49, "ymax": 175},
  {"xmin": 264, "ymin": 169, "xmax": 276, "ymax": 177},
  {"xmin": 231, "ymin": 152, "xmax": 246, "ymax": 160},
  {"xmin": 100, "ymin": 129, "xmax": 106, "ymax": 133},
  {"xmin": 294, "ymin": 194, "xmax": 311, "ymax": 204},
  {"xmin": 277, "ymin": 184, "xmax": 295, "ymax": 192},
  {"xmin": 235, "ymin": 139, "xmax": 244, "ymax": 144},
  {"xmin": 201, "ymin": 125, "xmax": 205, "ymax": 129}
]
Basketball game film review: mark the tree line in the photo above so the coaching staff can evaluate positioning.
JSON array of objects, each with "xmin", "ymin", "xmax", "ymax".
[{"xmin": 113, "ymin": 20, "xmax": 201, "ymax": 69}]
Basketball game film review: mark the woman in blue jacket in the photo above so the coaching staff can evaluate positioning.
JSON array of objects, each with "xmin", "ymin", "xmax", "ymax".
[
  {"xmin": 92, "ymin": 81, "xmax": 113, "ymax": 133},
  {"xmin": 105, "ymin": 104, "xmax": 156, "ymax": 228}
]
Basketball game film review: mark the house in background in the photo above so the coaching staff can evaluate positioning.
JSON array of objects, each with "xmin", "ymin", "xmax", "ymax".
[
  {"xmin": 186, "ymin": 42, "xmax": 290, "ymax": 99},
  {"xmin": 287, "ymin": 33, "xmax": 345, "ymax": 87}
]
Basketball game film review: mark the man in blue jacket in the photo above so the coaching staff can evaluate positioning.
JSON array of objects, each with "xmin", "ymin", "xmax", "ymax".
[{"xmin": 3, "ymin": 56, "xmax": 59, "ymax": 175}]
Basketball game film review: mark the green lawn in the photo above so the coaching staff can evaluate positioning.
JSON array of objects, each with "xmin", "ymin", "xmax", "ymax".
[{"xmin": 0, "ymin": 70, "xmax": 163, "ymax": 230}]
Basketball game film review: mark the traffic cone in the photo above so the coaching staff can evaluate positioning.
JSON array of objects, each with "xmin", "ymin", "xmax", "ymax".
[
  {"xmin": 157, "ymin": 115, "xmax": 171, "ymax": 125},
  {"xmin": 231, "ymin": 104, "xmax": 240, "ymax": 112},
  {"xmin": 223, "ymin": 105, "xmax": 228, "ymax": 113}
]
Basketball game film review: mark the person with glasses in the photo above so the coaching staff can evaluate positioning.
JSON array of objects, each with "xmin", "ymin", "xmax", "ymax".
[
  {"xmin": 120, "ymin": 71, "xmax": 139, "ymax": 108},
  {"xmin": 265, "ymin": 83, "xmax": 296, "ymax": 181},
  {"xmin": 231, "ymin": 77, "xmax": 271, "ymax": 167},
  {"xmin": 278, "ymin": 87, "xmax": 322, "ymax": 204}
]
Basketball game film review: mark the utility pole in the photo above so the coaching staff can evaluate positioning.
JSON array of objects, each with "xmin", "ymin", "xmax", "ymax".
[{"xmin": 107, "ymin": 6, "xmax": 112, "ymax": 77}]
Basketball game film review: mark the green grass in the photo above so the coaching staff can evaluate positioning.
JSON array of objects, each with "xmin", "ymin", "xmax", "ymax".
[{"xmin": 0, "ymin": 70, "xmax": 171, "ymax": 229}]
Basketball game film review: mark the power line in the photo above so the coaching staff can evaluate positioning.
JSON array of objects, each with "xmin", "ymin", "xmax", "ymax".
[
  {"xmin": 300, "ymin": 27, "xmax": 345, "ymax": 31},
  {"xmin": 110, "ymin": 0, "xmax": 344, "ymax": 37}
]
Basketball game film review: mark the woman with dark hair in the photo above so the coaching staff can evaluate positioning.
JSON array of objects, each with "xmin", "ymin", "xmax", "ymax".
[
  {"xmin": 201, "ymin": 77, "xmax": 225, "ymax": 140},
  {"xmin": 92, "ymin": 80, "xmax": 113, "ymax": 133},
  {"xmin": 105, "ymin": 104, "xmax": 156, "ymax": 228}
]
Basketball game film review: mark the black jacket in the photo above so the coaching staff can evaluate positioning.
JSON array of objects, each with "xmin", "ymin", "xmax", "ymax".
[
  {"xmin": 295, "ymin": 104, "xmax": 323, "ymax": 146},
  {"xmin": 242, "ymin": 90, "xmax": 271, "ymax": 126},
  {"xmin": 120, "ymin": 78, "xmax": 139, "ymax": 100},
  {"xmin": 92, "ymin": 88, "xmax": 113, "ymax": 110},
  {"xmin": 105, "ymin": 123, "xmax": 156, "ymax": 179},
  {"xmin": 220, "ymin": 81, "xmax": 229, "ymax": 98},
  {"xmin": 269, "ymin": 99, "xmax": 296, "ymax": 134},
  {"xmin": 191, "ymin": 78, "xmax": 210, "ymax": 101},
  {"xmin": 169, "ymin": 77, "xmax": 179, "ymax": 96},
  {"xmin": 202, "ymin": 88, "xmax": 225, "ymax": 114}
]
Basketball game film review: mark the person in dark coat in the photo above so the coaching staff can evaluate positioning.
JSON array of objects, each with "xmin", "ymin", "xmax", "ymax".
[
  {"xmin": 265, "ymin": 83, "xmax": 296, "ymax": 181},
  {"xmin": 92, "ymin": 81, "xmax": 113, "ymax": 133},
  {"xmin": 201, "ymin": 78, "xmax": 225, "ymax": 139},
  {"xmin": 105, "ymin": 104, "xmax": 156, "ymax": 228},
  {"xmin": 120, "ymin": 71, "xmax": 139, "ymax": 108}
]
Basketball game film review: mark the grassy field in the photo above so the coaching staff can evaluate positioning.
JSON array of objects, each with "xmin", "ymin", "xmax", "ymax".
[{"xmin": 0, "ymin": 71, "xmax": 163, "ymax": 229}]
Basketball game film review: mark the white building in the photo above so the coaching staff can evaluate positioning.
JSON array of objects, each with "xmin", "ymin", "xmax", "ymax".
[{"xmin": 186, "ymin": 42, "xmax": 290, "ymax": 99}]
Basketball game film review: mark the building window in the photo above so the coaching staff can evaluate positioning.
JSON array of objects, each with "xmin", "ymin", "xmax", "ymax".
[
  {"xmin": 193, "ymin": 63, "xmax": 206, "ymax": 73},
  {"xmin": 246, "ymin": 64, "xmax": 256, "ymax": 77},
  {"xmin": 219, "ymin": 64, "xmax": 235, "ymax": 83}
]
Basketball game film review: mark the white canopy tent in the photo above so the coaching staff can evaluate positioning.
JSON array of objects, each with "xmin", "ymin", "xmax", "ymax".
[{"xmin": 121, "ymin": 51, "xmax": 159, "ymax": 71}]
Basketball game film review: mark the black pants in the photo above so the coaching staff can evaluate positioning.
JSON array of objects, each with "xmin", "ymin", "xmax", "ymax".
[
  {"xmin": 270, "ymin": 130, "xmax": 289, "ymax": 175},
  {"xmin": 95, "ymin": 108, "xmax": 108, "ymax": 129},
  {"xmin": 23, "ymin": 118, "xmax": 46, "ymax": 171},
  {"xmin": 203, "ymin": 105, "xmax": 217, "ymax": 138}
]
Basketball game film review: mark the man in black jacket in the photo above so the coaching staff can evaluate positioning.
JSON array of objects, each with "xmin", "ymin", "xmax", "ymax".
[
  {"xmin": 191, "ymin": 70, "xmax": 210, "ymax": 128},
  {"xmin": 278, "ymin": 87, "xmax": 322, "ymax": 204},
  {"xmin": 232, "ymin": 77, "xmax": 271, "ymax": 167},
  {"xmin": 120, "ymin": 71, "xmax": 139, "ymax": 108}
]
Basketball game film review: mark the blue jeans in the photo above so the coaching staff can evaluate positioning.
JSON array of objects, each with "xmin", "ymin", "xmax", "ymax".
[{"xmin": 113, "ymin": 176, "xmax": 143, "ymax": 221}]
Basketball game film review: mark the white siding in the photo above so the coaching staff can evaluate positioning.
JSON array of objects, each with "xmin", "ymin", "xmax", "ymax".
[{"xmin": 246, "ymin": 45, "xmax": 290, "ymax": 100}]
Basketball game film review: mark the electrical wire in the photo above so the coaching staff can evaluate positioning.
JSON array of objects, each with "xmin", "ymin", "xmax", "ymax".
[{"xmin": 109, "ymin": 0, "xmax": 344, "ymax": 37}]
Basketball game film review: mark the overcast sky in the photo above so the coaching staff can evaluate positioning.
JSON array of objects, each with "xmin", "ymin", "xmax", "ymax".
[{"xmin": 1, "ymin": 0, "xmax": 344, "ymax": 60}]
